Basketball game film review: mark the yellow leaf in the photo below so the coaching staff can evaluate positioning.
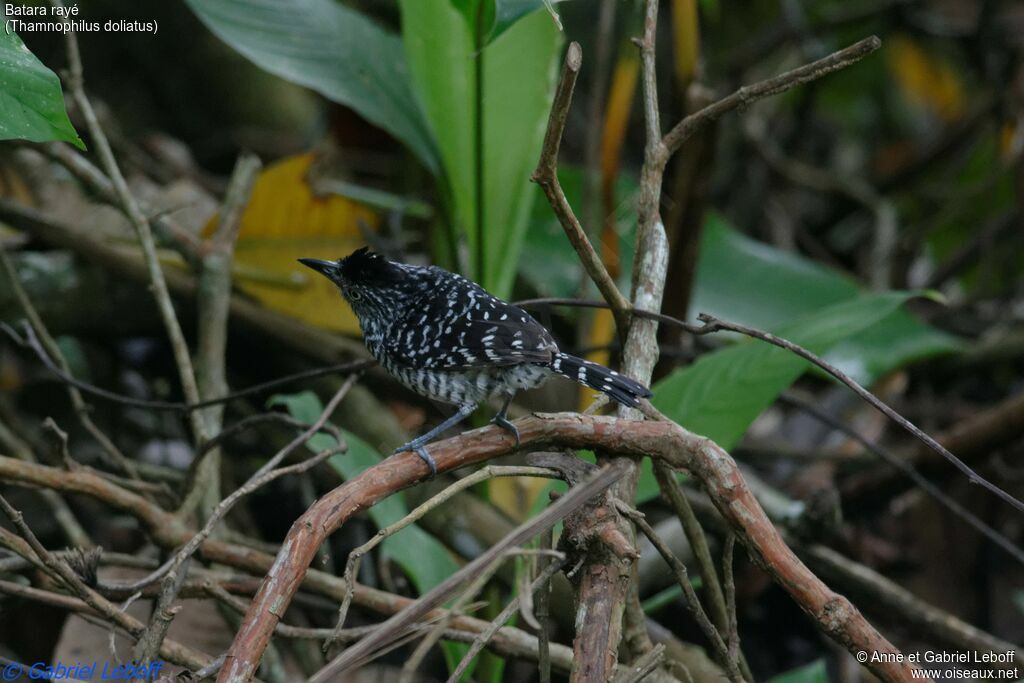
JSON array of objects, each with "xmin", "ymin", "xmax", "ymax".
[
  {"xmin": 490, "ymin": 476, "xmax": 546, "ymax": 521},
  {"xmin": 887, "ymin": 36, "xmax": 965, "ymax": 122},
  {"xmin": 206, "ymin": 153, "xmax": 378, "ymax": 334},
  {"xmin": 671, "ymin": 0, "xmax": 700, "ymax": 87}
]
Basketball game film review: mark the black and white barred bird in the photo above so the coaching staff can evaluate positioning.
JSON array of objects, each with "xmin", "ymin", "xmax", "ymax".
[{"xmin": 299, "ymin": 248, "xmax": 652, "ymax": 473}]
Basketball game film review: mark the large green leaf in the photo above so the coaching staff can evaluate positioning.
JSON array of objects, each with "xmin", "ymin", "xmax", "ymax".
[
  {"xmin": 0, "ymin": 8, "xmax": 83, "ymax": 148},
  {"xmin": 401, "ymin": 0, "xmax": 562, "ymax": 295},
  {"xmin": 655, "ymin": 292, "xmax": 914, "ymax": 450},
  {"xmin": 185, "ymin": 0, "xmax": 438, "ymax": 173},
  {"xmin": 692, "ymin": 214, "xmax": 961, "ymax": 385},
  {"xmin": 635, "ymin": 292, "xmax": 916, "ymax": 502}
]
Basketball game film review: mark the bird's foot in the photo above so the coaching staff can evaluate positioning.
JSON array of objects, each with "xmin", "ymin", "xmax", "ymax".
[
  {"xmin": 490, "ymin": 413, "xmax": 521, "ymax": 447},
  {"xmin": 393, "ymin": 440, "xmax": 437, "ymax": 476}
]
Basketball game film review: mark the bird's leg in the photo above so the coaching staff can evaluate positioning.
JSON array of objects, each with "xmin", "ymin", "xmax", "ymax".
[
  {"xmin": 393, "ymin": 402, "xmax": 477, "ymax": 475},
  {"xmin": 489, "ymin": 395, "xmax": 520, "ymax": 447}
]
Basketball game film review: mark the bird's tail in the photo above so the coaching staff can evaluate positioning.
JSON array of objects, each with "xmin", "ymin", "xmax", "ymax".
[{"xmin": 548, "ymin": 353, "xmax": 653, "ymax": 408}]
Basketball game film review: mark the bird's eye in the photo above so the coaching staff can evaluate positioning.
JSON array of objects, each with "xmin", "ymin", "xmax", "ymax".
[{"xmin": 348, "ymin": 289, "xmax": 363, "ymax": 301}]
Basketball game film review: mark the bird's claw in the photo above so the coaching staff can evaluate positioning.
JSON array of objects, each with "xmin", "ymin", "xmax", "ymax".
[
  {"xmin": 490, "ymin": 414, "xmax": 521, "ymax": 447},
  {"xmin": 393, "ymin": 441, "xmax": 438, "ymax": 476}
]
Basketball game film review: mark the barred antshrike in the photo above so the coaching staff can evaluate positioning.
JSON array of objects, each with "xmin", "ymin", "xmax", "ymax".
[{"xmin": 299, "ymin": 248, "xmax": 652, "ymax": 474}]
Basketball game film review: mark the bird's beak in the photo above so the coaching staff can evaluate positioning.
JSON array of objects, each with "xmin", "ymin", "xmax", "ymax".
[{"xmin": 298, "ymin": 258, "xmax": 339, "ymax": 279}]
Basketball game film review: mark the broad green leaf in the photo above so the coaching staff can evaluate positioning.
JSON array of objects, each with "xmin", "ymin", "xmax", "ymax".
[
  {"xmin": 691, "ymin": 214, "xmax": 859, "ymax": 330},
  {"xmin": 401, "ymin": 0, "xmax": 562, "ymax": 295},
  {"xmin": 636, "ymin": 293, "xmax": 915, "ymax": 502},
  {"xmin": 268, "ymin": 391, "xmax": 470, "ymax": 672},
  {"xmin": 0, "ymin": 9, "xmax": 83, "ymax": 148},
  {"xmin": 185, "ymin": 0, "xmax": 438, "ymax": 173},
  {"xmin": 692, "ymin": 215, "xmax": 961, "ymax": 385},
  {"xmin": 767, "ymin": 659, "xmax": 829, "ymax": 683},
  {"xmin": 655, "ymin": 292, "xmax": 914, "ymax": 447}
]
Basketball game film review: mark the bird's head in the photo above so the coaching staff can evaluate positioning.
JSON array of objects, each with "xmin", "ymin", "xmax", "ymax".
[{"xmin": 299, "ymin": 248, "xmax": 418, "ymax": 321}]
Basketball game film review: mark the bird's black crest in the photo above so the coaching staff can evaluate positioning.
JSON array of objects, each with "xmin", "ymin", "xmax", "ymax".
[{"xmin": 339, "ymin": 247, "xmax": 401, "ymax": 285}]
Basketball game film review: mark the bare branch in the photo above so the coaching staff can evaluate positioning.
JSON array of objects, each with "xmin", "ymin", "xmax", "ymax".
[
  {"xmin": 660, "ymin": 36, "xmax": 882, "ymax": 159},
  {"xmin": 53, "ymin": 6, "xmax": 207, "ymax": 443},
  {"xmin": 531, "ymin": 41, "xmax": 633, "ymax": 335},
  {"xmin": 693, "ymin": 313, "xmax": 1024, "ymax": 514}
]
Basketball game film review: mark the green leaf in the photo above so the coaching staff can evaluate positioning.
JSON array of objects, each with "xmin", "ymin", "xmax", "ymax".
[
  {"xmin": 401, "ymin": 0, "xmax": 562, "ymax": 295},
  {"xmin": 490, "ymin": 0, "xmax": 563, "ymax": 41},
  {"xmin": 656, "ymin": 292, "xmax": 914, "ymax": 450},
  {"xmin": 268, "ymin": 391, "xmax": 471, "ymax": 673},
  {"xmin": 635, "ymin": 293, "xmax": 916, "ymax": 502},
  {"xmin": 0, "ymin": 9, "xmax": 83, "ymax": 148},
  {"xmin": 447, "ymin": 0, "xmax": 565, "ymax": 44},
  {"xmin": 767, "ymin": 659, "xmax": 829, "ymax": 683},
  {"xmin": 692, "ymin": 215, "xmax": 961, "ymax": 385},
  {"xmin": 185, "ymin": 0, "xmax": 438, "ymax": 173},
  {"xmin": 266, "ymin": 392, "xmax": 460, "ymax": 593}
]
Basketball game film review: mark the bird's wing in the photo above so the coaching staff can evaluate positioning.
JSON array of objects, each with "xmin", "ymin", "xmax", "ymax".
[{"xmin": 385, "ymin": 294, "xmax": 556, "ymax": 370}]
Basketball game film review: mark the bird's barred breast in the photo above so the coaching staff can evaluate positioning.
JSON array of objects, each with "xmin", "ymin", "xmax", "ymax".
[{"xmin": 384, "ymin": 359, "xmax": 550, "ymax": 406}]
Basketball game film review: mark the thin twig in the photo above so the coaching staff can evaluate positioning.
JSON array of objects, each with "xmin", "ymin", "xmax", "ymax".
[
  {"xmin": 780, "ymin": 393, "xmax": 1024, "ymax": 565},
  {"xmin": 653, "ymin": 461, "xmax": 753, "ymax": 682},
  {"xmin": 536, "ymin": 527, "xmax": 554, "ymax": 683},
  {"xmin": 2, "ymin": 320, "xmax": 372, "ymax": 411},
  {"xmin": 54, "ymin": 6, "xmax": 208, "ymax": 443},
  {"xmin": 611, "ymin": 644, "xmax": 667, "ymax": 683},
  {"xmin": 41, "ymin": 142, "xmax": 202, "ymax": 264},
  {"xmin": 400, "ymin": 549, "xmax": 554, "ymax": 682},
  {"xmin": 531, "ymin": 41, "xmax": 632, "ymax": 337},
  {"xmin": 0, "ymin": 410, "xmax": 91, "ymax": 547},
  {"xmin": 0, "ymin": 579, "xmax": 212, "ymax": 670},
  {"xmin": 0, "ymin": 416, "xmax": 916, "ymax": 682},
  {"xmin": 0, "ymin": 494, "xmax": 213, "ymax": 669},
  {"xmin": 660, "ymin": 36, "xmax": 882, "ymax": 159},
  {"xmin": 197, "ymin": 413, "xmax": 343, "ymax": 459},
  {"xmin": 184, "ymin": 152, "xmax": 262, "ymax": 520},
  {"xmin": 722, "ymin": 535, "xmax": 740, "ymax": 669},
  {"xmin": 446, "ymin": 554, "xmax": 567, "ymax": 683},
  {"xmin": 0, "ymin": 454, "xmax": 597, "ymax": 677},
  {"xmin": 518, "ymin": 296, "xmax": 1024, "ymax": 517},
  {"xmin": 694, "ymin": 314, "xmax": 1024, "ymax": 514},
  {"xmin": 0, "ymin": 250, "xmax": 140, "ymax": 483},
  {"xmin": 616, "ymin": 502, "xmax": 742, "ymax": 682},
  {"xmin": 110, "ymin": 378, "xmax": 355, "ymax": 596}
]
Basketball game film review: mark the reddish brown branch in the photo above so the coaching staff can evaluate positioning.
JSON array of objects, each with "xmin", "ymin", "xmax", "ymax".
[
  {"xmin": 0, "ymin": 454, "xmax": 577, "ymax": 673},
  {"xmin": 0, "ymin": 411, "xmax": 919, "ymax": 682},
  {"xmin": 179, "ymin": 411, "xmax": 923, "ymax": 683}
]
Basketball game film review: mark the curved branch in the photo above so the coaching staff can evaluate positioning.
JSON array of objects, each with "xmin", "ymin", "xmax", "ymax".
[{"xmin": 211, "ymin": 412, "xmax": 920, "ymax": 683}]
